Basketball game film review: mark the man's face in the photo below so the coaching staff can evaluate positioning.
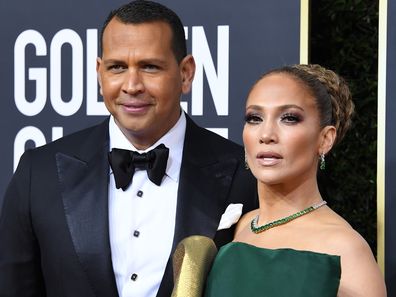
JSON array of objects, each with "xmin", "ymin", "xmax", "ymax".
[{"xmin": 97, "ymin": 19, "xmax": 195, "ymax": 149}]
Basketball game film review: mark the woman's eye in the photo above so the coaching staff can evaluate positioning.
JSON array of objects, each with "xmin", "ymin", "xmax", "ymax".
[
  {"xmin": 280, "ymin": 113, "xmax": 302, "ymax": 124},
  {"xmin": 245, "ymin": 114, "xmax": 262, "ymax": 124}
]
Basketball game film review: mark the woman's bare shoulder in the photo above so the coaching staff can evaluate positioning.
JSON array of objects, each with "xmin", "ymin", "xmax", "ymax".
[
  {"xmin": 317, "ymin": 210, "xmax": 386, "ymax": 296},
  {"xmin": 317, "ymin": 209, "xmax": 371, "ymax": 254}
]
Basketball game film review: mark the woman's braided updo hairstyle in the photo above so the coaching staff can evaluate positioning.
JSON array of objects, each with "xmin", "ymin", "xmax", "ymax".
[{"xmin": 259, "ymin": 64, "xmax": 355, "ymax": 146}]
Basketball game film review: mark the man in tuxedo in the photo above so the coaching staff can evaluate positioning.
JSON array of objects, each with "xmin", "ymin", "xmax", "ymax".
[{"xmin": 0, "ymin": 1, "xmax": 257, "ymax": 296}]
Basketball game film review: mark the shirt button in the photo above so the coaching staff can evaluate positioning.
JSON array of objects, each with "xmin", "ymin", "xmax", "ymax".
[
  {"xmin": 133, "ymin": 230, "xmax": 140, "ymax": 237},
  {"xmin": 137, "ymin": 190, "xmax": 143, "ymax": 197},
  {"xmin": 131, "ymin": 273, "xmax": 138, "ymax": 281}
]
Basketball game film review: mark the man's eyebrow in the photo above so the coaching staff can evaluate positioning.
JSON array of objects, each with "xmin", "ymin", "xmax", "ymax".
[{"xmin": 102, "ymin": 59, "xmax": 126, "ymax": 65}]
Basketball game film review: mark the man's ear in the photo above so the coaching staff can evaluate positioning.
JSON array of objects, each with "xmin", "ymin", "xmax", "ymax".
[
  {"xmin": 96, "ymin": 57, "xmax": 103, "ymax": 96},
  {"xmin": 180, "ymin": 55, "xmax": 196, "ymax": 94},
  {"xmin": 319, "ymin": 125, "xmax": 337, "ymax": 155}
]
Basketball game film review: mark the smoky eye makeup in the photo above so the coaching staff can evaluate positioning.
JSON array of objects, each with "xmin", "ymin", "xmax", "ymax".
[
  {"xmin": 244, "ymin": 112, "xmax": 262, "ymax": 124},
  {"xmin": 280, "ymin": 112, "xmax": 303, "ymax": 124}
]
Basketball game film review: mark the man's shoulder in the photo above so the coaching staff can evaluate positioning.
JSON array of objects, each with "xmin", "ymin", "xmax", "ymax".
[
  {"xmin": 203, "ymin": 128, "xmax": 242, "ymax": 152},
  {"xmin": 29, "ymin": 118, "xmax": 108, "ymax": 156},
  {"xmin": 185, "ymin": 117, "xmax": 243, "ymax": 155}
]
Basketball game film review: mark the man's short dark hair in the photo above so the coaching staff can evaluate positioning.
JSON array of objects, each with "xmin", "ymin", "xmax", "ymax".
[{"xmin": 100, "ymin": 0, "xmax": 187, "ymax": 63}]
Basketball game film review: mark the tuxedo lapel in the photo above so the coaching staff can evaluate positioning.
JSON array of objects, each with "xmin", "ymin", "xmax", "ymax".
[
  {"xmin": 156, "ymin": 116, "xmax": 239, "ymax": 297},
  {"xmin": 56, "ymin": 119, "xmax": 118, "ymax": 297},
  {"xmin": 173, "ymin": 147, "xmax": 238, "ymax": 246}
]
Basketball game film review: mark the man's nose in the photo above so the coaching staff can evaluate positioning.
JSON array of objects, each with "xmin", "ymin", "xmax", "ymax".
[{"xmin": 122, "ymin": 69, "xmax": 144, "ymax": 94}]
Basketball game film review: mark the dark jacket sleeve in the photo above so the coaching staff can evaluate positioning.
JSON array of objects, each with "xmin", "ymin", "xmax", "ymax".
[{"xmin": 0, "ymin": 151, "xmax": 46, "ymax": 297}]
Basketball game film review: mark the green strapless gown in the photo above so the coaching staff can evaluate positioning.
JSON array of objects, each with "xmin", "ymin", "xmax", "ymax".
[{"xmin": 204, "ymin": 242, "xmax": 340, "ymax": 297}]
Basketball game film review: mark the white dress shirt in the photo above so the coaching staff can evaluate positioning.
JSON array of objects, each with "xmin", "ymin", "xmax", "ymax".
[{"xmin": 108, "ymin": 112, "xmax": 186, "ymax": 297}]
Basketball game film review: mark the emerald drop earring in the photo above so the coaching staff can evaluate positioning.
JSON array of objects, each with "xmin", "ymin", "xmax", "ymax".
[
  {"xmin": 244, "ymin": 153, "xmax": 250, "ymax": 170},
  {"xmin": 320, "ymin": 153, "xmax": 326, "ymax": 170}
]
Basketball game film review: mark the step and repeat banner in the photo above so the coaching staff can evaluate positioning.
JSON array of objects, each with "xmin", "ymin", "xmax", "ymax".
[
  {"xmin": 1, "ymin": 0, "xmax": 393, "ymax": 291},
  {"xmin": 0, "ymin": 0, "xmax": 306, "ymax": 201},
  {"xmin": 379, "ymin": 0, "xmax": 396, "ymax": 294}
]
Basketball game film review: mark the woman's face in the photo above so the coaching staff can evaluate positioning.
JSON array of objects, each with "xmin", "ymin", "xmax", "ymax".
[{"xmin": 243, "ymin": 73, "xmax": 326, "ymax": 186}]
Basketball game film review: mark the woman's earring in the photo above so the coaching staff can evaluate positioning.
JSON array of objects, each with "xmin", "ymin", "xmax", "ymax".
[
  {"xmin": 320, "ymin": 153, "xmax": 326, "ymax": 170},
  {"xmin": 244, "ymin": 151, "xmax": 250, "ymax": 170}
]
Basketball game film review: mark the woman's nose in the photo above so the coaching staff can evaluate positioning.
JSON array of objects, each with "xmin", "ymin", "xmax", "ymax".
[{"xmin": 259, "ymin": 120, "xmax": 278, "ymax": 144}]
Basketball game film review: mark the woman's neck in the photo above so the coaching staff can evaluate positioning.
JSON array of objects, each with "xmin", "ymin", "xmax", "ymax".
[{"xmin": 256, "ymin": 178, "xmax": 323, "ymax": 224}]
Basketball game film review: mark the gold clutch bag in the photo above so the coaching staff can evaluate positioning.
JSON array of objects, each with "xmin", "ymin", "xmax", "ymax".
[{"xmin": 171, "ymin": 235, "xmax": 218, "ymax": 297}]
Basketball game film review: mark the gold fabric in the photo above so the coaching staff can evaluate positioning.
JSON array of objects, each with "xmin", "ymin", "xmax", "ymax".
[{"xmin": 171, "ymin": 236, "xmax": 218, "ymax": 297}]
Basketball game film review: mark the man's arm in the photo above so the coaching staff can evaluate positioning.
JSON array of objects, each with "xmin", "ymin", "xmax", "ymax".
[{"xmin": 0, "ymin": 151, "xmax": 46, "ymax": 297}]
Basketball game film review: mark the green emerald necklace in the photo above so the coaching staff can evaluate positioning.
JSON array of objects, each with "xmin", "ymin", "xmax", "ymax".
[{"xmin": 250, "ymin": 200, "xmax": 327, "ymax": 234}]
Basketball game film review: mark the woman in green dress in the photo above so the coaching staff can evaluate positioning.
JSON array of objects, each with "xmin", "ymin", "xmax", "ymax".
[{"xmin": 204, "ymin": 64, "xmax": 386, "ymax": 297}]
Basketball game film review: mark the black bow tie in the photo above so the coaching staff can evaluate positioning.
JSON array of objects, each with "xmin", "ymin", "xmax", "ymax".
[{"xmin": 108, "ymin": 144, "xmax": 169, "ymax": 190}]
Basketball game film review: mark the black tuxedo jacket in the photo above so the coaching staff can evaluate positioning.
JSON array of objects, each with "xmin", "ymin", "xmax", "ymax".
[{"xmin": 0, "ymin": 116, "xmax": 257, "ymax": 297}]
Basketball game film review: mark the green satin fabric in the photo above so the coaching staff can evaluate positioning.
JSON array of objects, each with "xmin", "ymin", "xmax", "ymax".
[{"xmin": 204, "ymin": 242, "xmax": 340, "ymax": 297}]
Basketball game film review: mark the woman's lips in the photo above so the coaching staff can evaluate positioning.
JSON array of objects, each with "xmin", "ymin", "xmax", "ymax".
[{"xmin": 256, "ymin": 151, "xmax": 282, "ymax": 166}]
